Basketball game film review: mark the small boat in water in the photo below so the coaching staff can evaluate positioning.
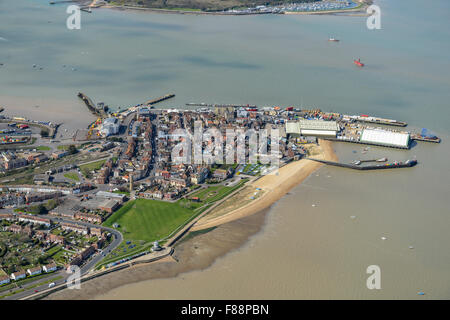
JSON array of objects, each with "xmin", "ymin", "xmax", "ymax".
[
  {"xmin": 354, "ymin": 58, "xmax": 364, "ymax": 67},
  {"xmin": 328, "ymin": 37, "xmax": 339, "ymax": 42}
]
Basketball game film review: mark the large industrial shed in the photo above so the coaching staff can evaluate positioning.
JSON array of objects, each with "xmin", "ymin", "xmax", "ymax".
[
  {"xmin": 286, "ymin": 122, "xmax": 300, "ymax": 135},
  {"xmin": 286, "ymin": 120, "xmax": 338, "ymax": 137},
  {"xmin": 299, "ymin": 120, "xmax": 338, "ymax": 137},
  {"xmin": 360, "ymin": 128, "xmax": 410, "ymax": 149},
  {"xmin": 286, "ymin": 119, "xmax": 339, "ymax": 137}
]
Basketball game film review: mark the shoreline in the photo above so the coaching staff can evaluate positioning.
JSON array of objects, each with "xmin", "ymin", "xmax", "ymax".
[
  {"xmin": 85, "ymin": 1, "xmax": 371, "ymax": 17},
  {"xmin": 44, "ymin": 140, "xmax": 338, "ymax": 300},
  {"xmin": 192, "ymin": 139, "xmax": 338, "ymax": 230},
  {"xmin": 0, "ymin": 95, "xmax": 96, "ymax": 139},
  {"xmin": 45, "ymin": 207, "xmax": 271, "ymax": 300}
]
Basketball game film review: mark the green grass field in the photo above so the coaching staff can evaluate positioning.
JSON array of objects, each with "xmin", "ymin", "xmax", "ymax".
[
  {"xmin": 63, "ymin": 172, "xmax": 80, "ymax": 182},
  {"xmin": 103, "ymin": 199, "xmax": 196, "ymax": 242},
  {"xmin": 35, "ymin": 146, "xmax": 51, "ymax": 151},
  {"xmin": 79, "ymin": 159, "xmax": 106, "ymax": 178},
  {"xmin": 179, "ymin": 179, "xmax": 249, "ymax": 210},
  {"xmin": 97, "ymin": 179, "xmax": 249, "ymax": 268}
]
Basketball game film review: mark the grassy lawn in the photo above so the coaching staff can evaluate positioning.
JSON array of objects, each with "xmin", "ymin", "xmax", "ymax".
[
  {"xmin": 97, "ymin": 199, "xmax": 199, "ymax": 269},
  {"xmin": 35, "ymin": 146, "xmax": 51, "ymax": 151},
  {"xmin": 44, "ymin": 245, "xmax": 62, "ymax": 257},
  {"xmin": 63, "ymin": 172, "xmax": 80, "ymax": 182},
  {"xmin": 96, "ymin": 242, "xmax": 150, "ymax": 268},
  {"xmin": 79, "ymin": 159, "xmax": 106, "ymax": 178},
  {"xmin": 97, "ymin": 178, "xmax": 249, "ymax": 268},
  {"xmin": 103, "ymin": 199, "xmax": 196, "ymax": 242},
  {"xmin": 179, "ymin": 179, "xmax": 249, "ymax": 210}
]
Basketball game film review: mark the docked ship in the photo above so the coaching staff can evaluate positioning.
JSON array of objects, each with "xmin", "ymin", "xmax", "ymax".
[{"xmin": 353, "ymin": 58, "xmax": 364, "ymax": 67}]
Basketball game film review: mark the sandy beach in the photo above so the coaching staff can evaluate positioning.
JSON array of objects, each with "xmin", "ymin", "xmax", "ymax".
[{"xmin": 192, "ymin": 139, "xmax": 338, "ymax": 230}]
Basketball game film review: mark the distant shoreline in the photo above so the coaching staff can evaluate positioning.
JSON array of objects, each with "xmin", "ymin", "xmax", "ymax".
[{"xmin": 79, "ymin": 1, "xmax": 371, "ymax": 17}]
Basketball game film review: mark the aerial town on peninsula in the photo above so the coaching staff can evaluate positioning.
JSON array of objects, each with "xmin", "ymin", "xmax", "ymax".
[{"xmin": 0, "ymin": 92, "xmax": 440, "ymax": 299}]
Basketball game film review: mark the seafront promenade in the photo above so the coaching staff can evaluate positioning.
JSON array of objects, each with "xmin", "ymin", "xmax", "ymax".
[{"xmin": 21, "ymin": 247, "xmax": 173, "ymax": 300}]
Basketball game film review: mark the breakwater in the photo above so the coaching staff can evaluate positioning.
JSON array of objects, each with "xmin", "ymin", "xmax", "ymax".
[
  {"xmin": 307, "ymin": 158, "xmax": 417, "ymax": 170},
  {"xmin": 146, "ymin": 93, "xmax": 175, "ymax": 105}
]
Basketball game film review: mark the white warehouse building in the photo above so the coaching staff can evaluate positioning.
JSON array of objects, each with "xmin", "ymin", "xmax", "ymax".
[
  {"xmin": 360, "ymin": 128, "xmax": 410, "ymax": 149},
  {"xmin": 286, "ymin": 119, "xmax": 339, "ymax": 137}
]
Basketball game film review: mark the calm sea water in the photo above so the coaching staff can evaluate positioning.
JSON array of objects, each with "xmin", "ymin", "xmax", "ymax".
[{"xmin": 2, "ymin": 0, "xmax": 450, "ymax": 298}]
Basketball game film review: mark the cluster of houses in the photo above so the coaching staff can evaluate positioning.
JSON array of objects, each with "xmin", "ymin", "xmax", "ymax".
[
  {"xmin": 85, "ymin": 105, "xmax": 308, "ymax": 201},
  {"xmin": 0, "ymin": 210, "xmax": 108, "ymax": 274},
  {"xmin": 89, "ymin": 116, "xmax": 153, "ymax": 187},
  {"xmin": 0, "ymin": 149, "xmax": 70, "ymax": 172},
  {"xmin": 0, "ymin": 262, "xmax": 58, "ymax": 286},
  {"xmin": 0, "ymin": 190, "xmax": 62, "ymax": 209}
]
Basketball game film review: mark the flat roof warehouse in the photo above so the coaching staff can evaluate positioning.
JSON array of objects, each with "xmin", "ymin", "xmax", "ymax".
[
  {"xmin": 360, "ymin": 128, "xmax": 410, "ymax": 149},
  {"xmin": 286, "ymin": 119, "xmax": 339, "ymax": 137}
]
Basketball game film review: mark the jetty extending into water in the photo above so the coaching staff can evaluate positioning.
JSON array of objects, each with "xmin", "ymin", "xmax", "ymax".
[
  {"xmin": 348, "ymin": 115, "xmax": 408, "ymax": 127},
  {"xmin": 77, "ymin": 92, "xmax": 106, "ymax": 117},
  {"xmin": 307, "ymin": 158, "xmax": 417, "ymax": 170},
  {"xmin": 326, "ymin": 136, "xmax": 411, "ymax": 150},
  {"xmin": 186, "ymin": 103, "xmax": 258, "ymax": 108},
  {"xmin": 145, "ymin": 93, "xmax": 175, "ymax": 106}
]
